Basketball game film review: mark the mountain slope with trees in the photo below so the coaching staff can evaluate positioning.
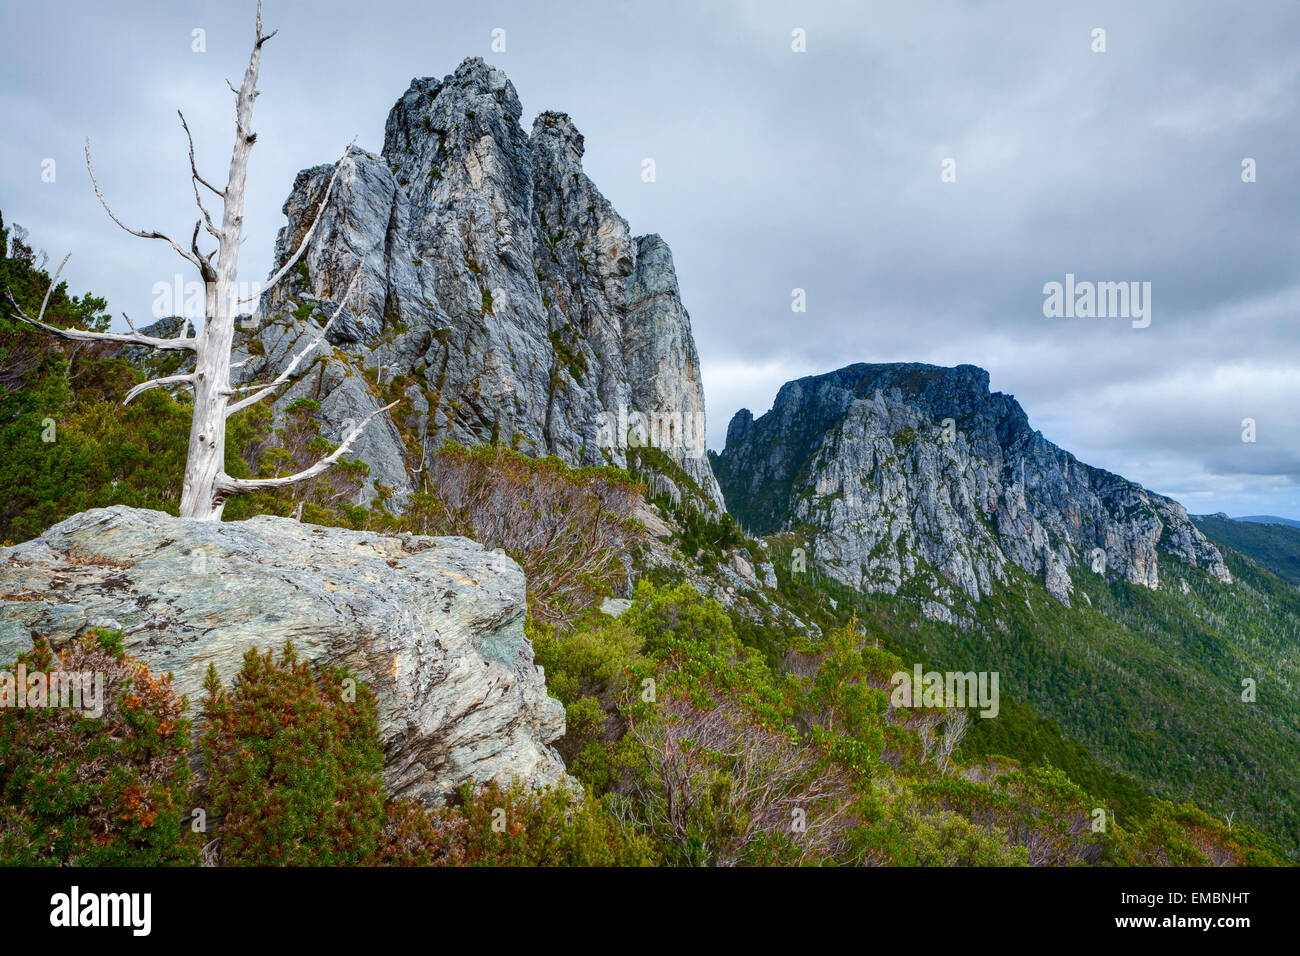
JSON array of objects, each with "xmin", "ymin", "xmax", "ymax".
[{"xmin": 1, "ymin": 218, "xmax": 1290, "ymax": 862}]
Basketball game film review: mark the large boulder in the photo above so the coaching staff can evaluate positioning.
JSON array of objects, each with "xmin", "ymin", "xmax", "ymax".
[{"xmin": 0, "ymin": 506, "xmax": 569, "ymax": 804}]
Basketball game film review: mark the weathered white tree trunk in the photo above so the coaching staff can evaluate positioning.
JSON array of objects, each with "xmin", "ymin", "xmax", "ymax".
[
  {"xmin": 178, "ymin": 291, "xmax": 235, "ymax": 519},
  {"xmin": 177, "ymin": 5, "xmax": 264, "ymax": 520},
  {"xmin": 9, "ymin": 2, "xmax": 397, "ymax": 521}
]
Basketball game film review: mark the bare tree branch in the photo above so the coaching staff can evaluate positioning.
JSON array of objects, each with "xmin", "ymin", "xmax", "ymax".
[
  {"xmin": 177, "ymin": 112, "xmax": 222, "ymax": 288},
  {"xmin": 215, "ymin": 399, "xmax": 399, "ymax": 494},
  {"xmin": 7, "ymin": 303, "xmax": 199, "ymax": 351},
  {"xmin": 6, "ymin": 256, "xmax": 197, "ymax": 352},
  {"xmin": 253, "ymin": 0, "xmax": 278, "ymax": 46},
  {"xmin": 84, "ymin": 139, "xmax": 204, "ymax": 272},
  {"xmin": 123, "ymin": 373, "xmax": 196, "ymax": 405},
  {"xmin": 224, "ymin": 265, "xmax": 363, "ymax": 415},
  {"xmin": 177, "ymin": 110, "xmax": 226, "ymax": 202},
  {"xmin": 28, "ymin": 251, "xmax": 68, "ymax": 324}
]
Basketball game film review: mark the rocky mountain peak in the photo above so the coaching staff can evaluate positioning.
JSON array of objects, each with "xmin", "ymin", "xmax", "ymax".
[
  {"xmin": 383, "ymin": 58, "xmax": 525, "ymax": 189},
  {"xmin": 725, "ymin": 407, "xmax": 755, "ymax": 447},
  {"xmin": 239, "ymin": 58, "xmax": 723, "ymax": 512},
  {"xmin": 714, "ymin": 361, "xmax": 1230, "ymax": 616},
  {"xmin": 531, "ymin": 110, "xmax": 586, "ymax": 164},
  {"xmin": 387, "ymin": 57, "xmax": 523, "ymax": 140}
]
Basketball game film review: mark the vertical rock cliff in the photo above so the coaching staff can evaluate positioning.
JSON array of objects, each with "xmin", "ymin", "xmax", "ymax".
[{"xmin": 240, "ymin": 58, "xmax": 723, "ymax": 511}]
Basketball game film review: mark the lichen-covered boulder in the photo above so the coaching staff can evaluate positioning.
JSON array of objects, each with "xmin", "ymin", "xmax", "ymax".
[{"xmin": 0, "ymin": 506, "xmax": 570, "ymax": 804}]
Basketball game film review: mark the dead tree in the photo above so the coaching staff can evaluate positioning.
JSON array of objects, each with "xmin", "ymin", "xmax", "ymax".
[{"xmin": 6, "ymin": 1, "xmax": 395, "ymax": 520}]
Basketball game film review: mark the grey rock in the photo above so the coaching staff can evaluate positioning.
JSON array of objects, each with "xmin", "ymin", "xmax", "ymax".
[
  {"xmin": 921, "ymin": 600, "xmax": 952, "ymax": 624},
  {"xmin": 0, "ymin": 506, "xmax": 570, "ymax": 804},
  {"xmin": 599, "ymin": 597, "xmax": 634, "ymax": 618},
  {"xmin": 76, "ymin": 614, "xmax": 122, "ymax": 636},
  {"xmin": 730, "ymin": 553, "xmax": 758, "ymax": 586}
]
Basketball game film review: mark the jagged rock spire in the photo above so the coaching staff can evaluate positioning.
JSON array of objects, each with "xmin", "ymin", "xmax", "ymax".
[{"xmin": 245, "ymin": 58, "xmax": 724, "ymax": 510}]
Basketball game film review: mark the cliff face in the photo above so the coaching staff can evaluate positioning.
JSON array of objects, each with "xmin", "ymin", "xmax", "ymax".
[
  {"xmin": 712, "ymin": 363, "xmax": 1230, "ymax": 610},
  {"xmin": 242, "ymin": 57, "xmax": 722, "ymax": 511}
]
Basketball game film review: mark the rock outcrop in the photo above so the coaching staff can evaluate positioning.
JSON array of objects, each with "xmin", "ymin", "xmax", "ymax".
[
  {"xmin": 712, "ymin": 362, "xmax": 1230, "ymax": 607},
  {"xmin": 0, "ymin": 506, "xmax": 569, "ymax": 804},
  {"xmin": 235, "ymin": 57, "xmax": 722, "ymax": 512}
]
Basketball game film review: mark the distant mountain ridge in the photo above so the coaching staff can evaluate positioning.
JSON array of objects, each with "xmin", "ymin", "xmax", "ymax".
[
  {"xmin": 1234, "ymin": 514, "xmax": 1300, "ymax": 528},
  {"xmin": 712, "ymin": 362, "xmax": 1230, "ymax": 614},
  {"xmin": 1193, "ymin": 513, "xmax": 1300, "ymax": 587}
]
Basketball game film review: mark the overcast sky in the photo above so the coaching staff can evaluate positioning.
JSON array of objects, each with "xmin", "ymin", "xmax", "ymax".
[{"xmin": 3, "ymin": 0, "xmax": 1298, "ymax": 518}]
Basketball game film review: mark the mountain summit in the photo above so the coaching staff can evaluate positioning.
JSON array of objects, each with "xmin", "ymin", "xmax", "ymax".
[
  {"xmin": 241, "ymin": 57, "xmax": 722, "ymax": 509},
  {"xmin": 712, "ymin": 362, "xmax": 1230, "ymax": 612}
]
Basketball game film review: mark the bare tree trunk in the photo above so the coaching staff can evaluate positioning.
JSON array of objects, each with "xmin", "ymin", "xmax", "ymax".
[
  {"xmin": 180, "ymin": 339, "xmax": 233, "ymax": 518},
  {"xmin": 179, "ymin": 277, "xmax": 234, "ymax": 518},
  {"xmin": 177, "ymin": 4, "xmax": 265, "ymax": 520}
]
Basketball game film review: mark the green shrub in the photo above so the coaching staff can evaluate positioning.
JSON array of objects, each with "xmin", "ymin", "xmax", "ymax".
[
  {"xmin": 200, "ymin": 642, "xmax": 385, "ymax": 865},
  {"xmin": 1115, "ymin": 801, "xmax": 1284, "ymax": 867},
  {"xmin": 424, "ymin": 782, "xmax": 656, "ymax": 867},
  {"xmin": 916, "ymin": 766, "xmax": 1107, "ymax": 866},
  {"xmin": 848, "ymin": 792, "xmax": 1028, "ymax": 866},
  {"xmin": 0, "ymin": 631, "xmax": 198, "ymax": 866}
]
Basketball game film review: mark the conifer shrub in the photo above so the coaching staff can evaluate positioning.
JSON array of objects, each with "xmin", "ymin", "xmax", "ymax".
[
  {"xmin": 200, "ymin": 643, "xmax": 385, "ymax": 866},
  {"xmin": 0, "ymin": 630, "xmax": 198, "ymax": 865},
  {"xmin": 371, "ymin": 782, "xmax": 656, "ymax": 867},
  {"xmin": 367, "ymin": 799, "xmax": 456, "ymax": 866}
]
